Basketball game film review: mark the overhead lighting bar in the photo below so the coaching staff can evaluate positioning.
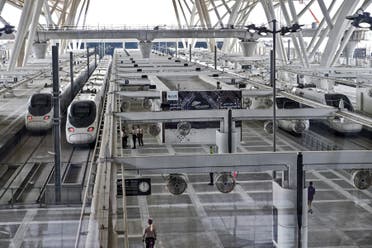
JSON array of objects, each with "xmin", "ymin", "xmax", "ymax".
[
  {"xmin": 246, "ymin": 22, "xmax": 303, "ymax": 36},
  {"xmin": 346, "ymin": 11, "xmax": 372, "ymax": 30}
]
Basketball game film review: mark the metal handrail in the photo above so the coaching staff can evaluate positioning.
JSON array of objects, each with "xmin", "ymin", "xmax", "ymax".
[{"xmin": 74, "ymin": 57, "xmax": 113, "ymax": 248}]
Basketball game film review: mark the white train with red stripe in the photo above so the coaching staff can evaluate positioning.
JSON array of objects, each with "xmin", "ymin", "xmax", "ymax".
[
  {"xmin": 66, "ymin": 56, "xmax": 112, "ymax": 145},
  {"xmin": 25, "ymin": 57, "xmax": 95, "ymax": 131}
]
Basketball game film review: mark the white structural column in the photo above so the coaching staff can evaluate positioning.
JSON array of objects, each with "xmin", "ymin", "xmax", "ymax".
[
  {"xmin": 32, "ymin": 42, "xmax": 48, "ymax": 59},
  {"xmin": 320, "ymin": 0, "xmax": 360, "ymax": 67},
  {"xmin": 240, "ymin": 40, "xmax": 257, "ymax": 56},
  {"xmin": 138, "ymin": 40, "xmax": 152, "ymax": 58},
  {"xmin": 23, "ymin": 0, "xmax": 44, "ymax": 65},
  {"xmin": 272, "ymin": 153, "xmax": 308, "ymax": 248},
  {"xmin": 7, "ymin": 0, "xmax": 34, "ymax": 71},
  {"xmin": 272, "ymin": 181, "xmax": 308, "ymax": 247},
  {"xmin": 215, "ymin": 110, "xmax": 238, "ymax": 153},
  {"xmin": 221, "ymin": 0, "xmax": 243, "ymax": 52}
]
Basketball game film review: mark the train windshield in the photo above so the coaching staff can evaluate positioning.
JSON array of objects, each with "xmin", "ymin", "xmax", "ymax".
[
  {"xmin": 325, "ymin": 94, "xmax": 354, "ymax": 111},
  {"xmin": 276, "ymin": 98, "xmax": 300, "ymax": 109},
  {"xmin": 69, "ymin": 101, "xmax": 96, "ymax": 127},
  {"xmin": 28, "ymin": 93, "xmax": 52, "ymax": 116}
]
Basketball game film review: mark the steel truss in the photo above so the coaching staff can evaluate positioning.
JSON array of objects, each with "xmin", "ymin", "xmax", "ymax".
[
  {"xmin": 2, "ymin": 0, "xmax": 90, "ymax": 70},
  {"xmin": 172, "ymin": 0, "xmax": 372, "ymax": 67}
]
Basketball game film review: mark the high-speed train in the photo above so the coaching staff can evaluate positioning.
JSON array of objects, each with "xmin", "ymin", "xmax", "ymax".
[
  {"xmin": 276, "ymin": 97, "xmax": 310, "ymax": 134},
  {"xmin": 25, "ymin": 57, "xmax": 96, "ymax": 131},
  {"xmin": 293, "ymin": 87, "xmax": 362, "ymax": 133},
  {"xmin": 243, "ymin": 94, "xmax": 309, "ymax": 135},
  {"xmin": 66, "ymin": 56, "xmax": 112, "ymax": 145}
]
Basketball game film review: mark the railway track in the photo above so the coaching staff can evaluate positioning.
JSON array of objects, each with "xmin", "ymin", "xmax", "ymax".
[
  {"xmin": 0, "ymin": 134, "xmax": 46, "ymax": 205},
  {"xmin": 0, "ymin": 130, "xmax": 94, "ymax": 206}
]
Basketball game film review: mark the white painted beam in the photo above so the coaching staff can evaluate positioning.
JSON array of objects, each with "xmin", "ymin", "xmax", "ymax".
[
  {"xmin": 115, "ymin": 152, "xmax": 295, "ymax": 173},
  {"xmin": 114, "ymin": 150, "xmax": 372, "ymax": 173},
  {"xmin": 113, "ymin": 108, "xmax": 336, "ymax": 123}
]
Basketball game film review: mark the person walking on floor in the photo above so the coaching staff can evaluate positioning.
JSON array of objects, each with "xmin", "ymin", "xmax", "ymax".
[
  {"xmin": 137, "ymin": 125, "xmax": 144, "ymax": 146},
  {"xmin": 131, "ymin": 125, "xmax": 137, "ymax": 149},
  {"xmin": 121, "ymin": 126, "xmax": 128, "ymax": 149},
  {"xmin": 143, "ymin": 218, "xmax": 157, "ymax": 248},
  {"xmin": 308, "ymin": 181, "xmax": 316, "ymax": 214}
]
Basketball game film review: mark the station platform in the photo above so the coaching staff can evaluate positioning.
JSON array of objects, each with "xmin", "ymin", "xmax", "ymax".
[{"xmin": 115, "ymin": 120, "xmax": 372, "ymax": 247}]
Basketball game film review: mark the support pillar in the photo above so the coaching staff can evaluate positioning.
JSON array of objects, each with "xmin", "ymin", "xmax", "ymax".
[
  {"xmin": 343, "ymin": 41, "xmax": 357, "ymax": 65},
  {"xmin": 215, "ymin": 109, "xmax": 239, "ymax": 153},
  {"xmin": 138, "ymin": 40, "xmax": 152, "ymax": 59},
  {"xmin": 69, "ymin": 52, "xmax": 74, "ymax": 101},
  {"xmin": 52, "ymin": 46, "xmax": 61, "ymax": 204},
  {"xmin": 320, "ymin": 79, "xmax": 334, "ymax": 92},
  {"xmin": 239, "ymin": 40, "xmax": 257, "ymax": 57},
  {"xmin": 32, "ymin": 41, "xmax": 48, "ymax": 59},
  {"xmin": 272, "ymin": 154, "xmax": 308, "ymax": 247}
]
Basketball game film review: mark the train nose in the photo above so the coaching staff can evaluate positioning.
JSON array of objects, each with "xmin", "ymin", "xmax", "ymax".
[{"xmin": 293, "ymin": 120, "xmax": 307, "ymax": 133}]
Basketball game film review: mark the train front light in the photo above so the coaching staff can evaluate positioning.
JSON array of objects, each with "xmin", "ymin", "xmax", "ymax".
[
  {"xmin": 293, "ymin": 120, "xmax": 307, "ymax": 133},
  {"xmin": 87, "ymin": 127, "xmax": 94, "ymax": 132},
  {"xmin": 43, "ymin": 115, "xmax": 50, "ymax": 120},
  {"xmin": 27, "ymin": 116, "xmax": 32, "ymax": 121},
  {"xmin": 68, "ymin": 127, "xmax": 75, "ymax": 132}
]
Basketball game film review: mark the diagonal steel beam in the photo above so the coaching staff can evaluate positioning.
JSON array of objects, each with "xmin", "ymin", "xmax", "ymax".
[
  {"xmin": 320, "ymin": 0, "xmax": 360, "ymax": 66},
  {"xmin": 317, "ymin": 0, "xmax": 334, "ymax": 29},
  {"xmin": 287, "ymin": 0, "xmax": 309, "ymax": 67}
]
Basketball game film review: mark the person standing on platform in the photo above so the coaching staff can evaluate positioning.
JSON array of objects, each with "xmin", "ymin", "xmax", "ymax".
[
  {"xmin": 209, "ymin": 145, "xmax": 214, "ymax": 185},
  {"xmin": 131, "ymin": 125, "xmax": 137, "ymax": 149},
  {"xmin": 308, "ymin": 181, "xmax": 316, "ymax": 214},
  {"xmin": 143, "ymin": 218, "xmax": 157, "ymax": 248},
  {"xmin": 121, "ymin": 126, "xmax": 128, "ymax": 149},
  {"xmin": 137, "ymin": 125, "xmax": 144, "ymax": 146}
]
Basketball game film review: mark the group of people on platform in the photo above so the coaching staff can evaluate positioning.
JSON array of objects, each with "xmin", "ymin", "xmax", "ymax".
[{"xmin": 121, "ymin": 125, "xmax": 144, "ymax": 149}]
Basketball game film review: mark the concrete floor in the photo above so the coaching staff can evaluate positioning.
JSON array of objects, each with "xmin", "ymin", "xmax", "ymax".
[
  {"xmin": 119, "ymin": 169, "xmax": 372, "ymax": 248},
  {"xmin": 0, "ymin": 207, "xmax": 81, "ymax": 247},
  {"xmin": 115, "ymin": 121, "xmax": 372, "ymax": 248}
]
